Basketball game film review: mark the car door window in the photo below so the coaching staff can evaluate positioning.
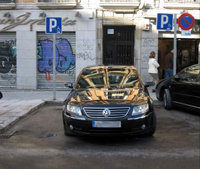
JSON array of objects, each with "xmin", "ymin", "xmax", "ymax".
[{"xmin": 178, "ymin": 65, "xmax": 200, "ymax": 83}]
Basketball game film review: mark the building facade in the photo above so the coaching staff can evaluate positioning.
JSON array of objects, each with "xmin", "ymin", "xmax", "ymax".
[{"xmin": 0, "ymin": 0, "xmax": 199, "ymax": 89}]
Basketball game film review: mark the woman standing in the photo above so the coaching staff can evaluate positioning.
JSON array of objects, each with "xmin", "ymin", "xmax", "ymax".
[{"xmin": 148, "ymin": 51, "xmax": 160, "ymax": 92}]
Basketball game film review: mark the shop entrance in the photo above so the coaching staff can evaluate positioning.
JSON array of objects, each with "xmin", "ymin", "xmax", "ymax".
[
  {"xmin": 158, "ymin": 38, "xmax": 199, "ymax": 79},
  {"xmin": 103, "ymin": 26, "xmax": 135, "ymax": 65}
]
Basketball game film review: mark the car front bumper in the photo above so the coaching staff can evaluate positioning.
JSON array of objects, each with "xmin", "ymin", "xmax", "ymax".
[{"xmin": 63, "ymin": 112, "xmax": 155, "ymax": 136}]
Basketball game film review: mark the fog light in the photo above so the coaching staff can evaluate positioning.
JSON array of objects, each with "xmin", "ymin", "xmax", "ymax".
[
  {"xmin": 69, "ymin": 125, "xmax": 73, "ymax": 130},
  {"xmin": 141, "ymin": 124, "xmax": 146, "ymax": 130}
]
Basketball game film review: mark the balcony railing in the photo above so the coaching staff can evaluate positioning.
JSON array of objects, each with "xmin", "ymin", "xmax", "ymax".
[
  {"xmin": 100, "ymin": 0, "xmax": 140, "ymax": 11},
  {"xmin": 37, "ymin": 0, "xmax": 77, "ymax": 9},
  {"xmin": 164, "ymin": 0, "xmax": 200, "ymax": 9},
  {"xmin": 0, "ymin": 0, "xmax": 15, "ymax": 9}
]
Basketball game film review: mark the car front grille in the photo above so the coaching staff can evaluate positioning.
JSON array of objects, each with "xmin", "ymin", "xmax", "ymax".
[{"xmin": 83, "ymin": 107, "xmax": 130, "ymax": 119}]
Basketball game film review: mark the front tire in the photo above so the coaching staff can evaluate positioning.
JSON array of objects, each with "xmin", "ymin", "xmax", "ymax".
[
  {"xmin": 146, "ymin": 113, "xmax": 156, "ymax": 137},
  {"xmin": 63, "ymin": 121, "xmax": 74, "ymax": 136},
  {"xmin": 62, "ymin": 113, "xmax": 74, "ymax": 136},
  {"xmin": 141, "ymin": 113, "xmax": 156, "ymax": 137},
  {"xmin": 163, "ymin": 89, "xmax": 172, "ymax": 110}
]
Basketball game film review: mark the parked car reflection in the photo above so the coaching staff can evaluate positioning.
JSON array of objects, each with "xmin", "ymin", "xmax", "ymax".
[
  {"xmin": 156, "ymin": 64, "xmax": 200, "ymax": 112},
  {"xmin": 62, "ymin": 65, "xmax": 156, "ymax": 137}
]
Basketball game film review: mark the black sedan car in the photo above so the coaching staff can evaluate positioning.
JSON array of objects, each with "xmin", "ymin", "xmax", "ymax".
[
  {"xmin": 62, "ymin": 65, "xmax": 156, "ymax": 137},
  {"xmin": 156, "ymin": 64, "xmax": 200, "ymax": 111}
]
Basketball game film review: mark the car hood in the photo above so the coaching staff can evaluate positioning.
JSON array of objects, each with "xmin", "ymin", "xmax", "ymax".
[{"xmin": 67, "ymin": 88, "xmax": 149, "ymax": 105}]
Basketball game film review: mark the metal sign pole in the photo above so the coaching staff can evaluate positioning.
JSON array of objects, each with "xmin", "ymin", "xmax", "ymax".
[
  {"xmin": 53, "ymin": 34, "xmax": 56, "ymax": 100},
  {"xmin": 173, "ymin": 14, "xmax": 177, "ymax": 75}
]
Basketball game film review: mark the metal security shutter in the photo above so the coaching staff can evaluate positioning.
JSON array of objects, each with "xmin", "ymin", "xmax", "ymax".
[
  {"xmin": 37, "ymin": 32, "xmax": 76, "ymax": 89},
  {"xmin": 0, "ymin": 33, "xmax": 16, "ymax": 88}
]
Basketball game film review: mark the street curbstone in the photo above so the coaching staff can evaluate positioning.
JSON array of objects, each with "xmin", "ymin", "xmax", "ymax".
[{"xmin": 0, "ymin": 101, "xmax": 46, "ymax": 135}]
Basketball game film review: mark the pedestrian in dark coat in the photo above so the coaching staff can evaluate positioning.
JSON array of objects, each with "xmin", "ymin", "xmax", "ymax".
[{"xmin": 164, "ymin": 49, "xmax": 174, "ymax": 79}]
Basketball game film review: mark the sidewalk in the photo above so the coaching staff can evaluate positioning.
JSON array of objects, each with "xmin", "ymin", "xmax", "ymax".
[
  {"xmin": 0, "ymin": 89, "xmax": 70, "ymax": 134},
  {"xmin": 0, "ymin": 89, "xmax": 161, "ymax": 134}
]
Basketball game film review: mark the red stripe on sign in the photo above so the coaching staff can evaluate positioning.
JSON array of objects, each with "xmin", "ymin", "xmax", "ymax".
[{"xmin": 181, "ymin": 16, "xmax": 192, "ymax": 27}]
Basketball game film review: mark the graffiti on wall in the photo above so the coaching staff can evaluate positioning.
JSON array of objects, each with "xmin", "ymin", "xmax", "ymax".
[
  {"xmin": 0, "ymin": 40, "xmax": 16, "ymax": 86},
  {"xmin": 0, "ymin": 40, "xmax": 16, "ymax": 73},
  {"xmin": 37, "ymin": 37, "xmax": 75, "ymax": 87},
  {"xmin": 37, "ymin": 38, "xmax": 75, "ymax": 73},
  {"xmin": 0, "ymin": 13, "xmax": 77, "ymax": 32},
  {"xmin": 77, "ymin": 40, "xmax": 95, "ymax": 61}
]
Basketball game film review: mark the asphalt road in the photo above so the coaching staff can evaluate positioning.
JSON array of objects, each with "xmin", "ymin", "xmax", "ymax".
[{"xmin": 0, "ymin": 105, "xmax": 199, "ymax": 169}]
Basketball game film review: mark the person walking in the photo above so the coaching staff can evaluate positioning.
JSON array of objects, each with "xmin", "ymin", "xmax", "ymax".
[
  {"xmin": 148, "ymin": 51, "xmax": 160, "ymax": 92},
  {"xmin": 164, "ymin": 48, "xmax": 174, "ymax": 79}
]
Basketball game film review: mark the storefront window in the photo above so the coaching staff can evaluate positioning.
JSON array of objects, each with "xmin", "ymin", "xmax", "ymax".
[{"xmin": 158, "ymin": 38, "xmax": 199, "ymax": 79}]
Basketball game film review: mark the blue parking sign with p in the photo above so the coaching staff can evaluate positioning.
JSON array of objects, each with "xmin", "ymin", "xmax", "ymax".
[
  {"xmin": 46, "ymin": 17, "xmax": 62, "ymax": 34},
  {"xmin": 157, "ymin": 13, "xmax": 173, "ymax": 31}
]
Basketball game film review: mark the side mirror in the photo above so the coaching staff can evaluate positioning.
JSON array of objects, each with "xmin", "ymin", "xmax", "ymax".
[
  {"xmin": 65, "ymin": 82, "xmax": 73, "ymax": 88},
  {"xmin": 0, "ymin": 91, "xmax": 2, "ymax": 99},
  {"xmin": 174, "ymin": 75, "xmax": 180, "ymax": 81},
  {"xmin": 144, "ymin": 82, "xmax": 155, "ymax": 88}
]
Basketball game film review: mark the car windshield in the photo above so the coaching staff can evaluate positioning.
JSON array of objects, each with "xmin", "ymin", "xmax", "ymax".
[{"xmin": 75, "ymin": 67, "xmax": 141, "ymax": 89}]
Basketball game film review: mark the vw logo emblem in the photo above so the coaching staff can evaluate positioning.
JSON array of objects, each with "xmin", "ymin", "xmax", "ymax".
[{"xmin": 102, "ymin": 108, "xmax": 111, "ymax": 117}]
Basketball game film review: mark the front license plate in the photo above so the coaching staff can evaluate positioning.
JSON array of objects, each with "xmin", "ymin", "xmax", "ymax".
[
  {"xmin": 112, "ymin": 93, "xmax": 124, "ymax": 97},
  {"xmin": 92, "ymin": 121, "xmax": 121, "ymax": 128}
]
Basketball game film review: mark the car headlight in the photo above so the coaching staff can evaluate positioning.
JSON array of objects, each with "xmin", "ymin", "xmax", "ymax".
[
  {"xmin": 132, "ymin": 104, "xmax": 149, "ymax": 116},
  {"xmin": 67, "ymin": 105, "xmax": 82, "ymax": 116}
]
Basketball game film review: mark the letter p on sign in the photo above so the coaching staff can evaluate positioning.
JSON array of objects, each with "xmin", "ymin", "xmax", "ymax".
[
  {"xmin": 46, "ymin": 17, "xmax": 62, "ymax": 34},
  {"xmin": 49, "ymin": 19, "xmax": 57, "ymax": 32},
  {"xmin": 157, "ymin": 13, "xmax": 173, "ymax": 31},
  {"xmin": 161, "ymin": 15, "xmax": 168, "ymax": 28}
]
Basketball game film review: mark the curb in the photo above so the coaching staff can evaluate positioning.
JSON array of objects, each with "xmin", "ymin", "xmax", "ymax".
[
  {"xmin": 0, "ymin": 100, "xmax": 65, "ymax": 135},
  {"xmin": 0, "ymin": 101, "xmax": 46, "ymax": 135},
  {"xmin": 45, "ymin": 100, "xmax": 64, "ymax": 105},
  {"xmin": 153, "ymin": 100, "xmax": 163, "ymax": 106}
]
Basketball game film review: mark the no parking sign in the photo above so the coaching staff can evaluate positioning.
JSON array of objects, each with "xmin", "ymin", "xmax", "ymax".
[{"xmin": 178, "ymin": 13, "xmax": 195, "ymax": 30}]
